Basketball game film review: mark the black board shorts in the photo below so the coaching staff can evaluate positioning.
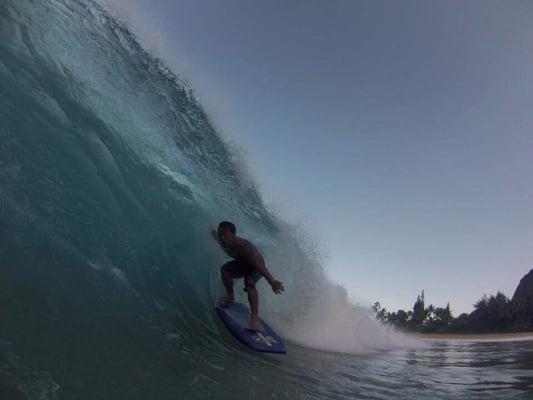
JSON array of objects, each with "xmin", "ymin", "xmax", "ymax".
[{"xmin": 221, "ymin": 260, "xmax": 262, "ymax": 289}]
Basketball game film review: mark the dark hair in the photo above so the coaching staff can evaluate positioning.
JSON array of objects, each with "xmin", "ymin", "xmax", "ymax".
[{"xmin": 218, "ymin": 221, "xmax": 236, "ymax": 234}]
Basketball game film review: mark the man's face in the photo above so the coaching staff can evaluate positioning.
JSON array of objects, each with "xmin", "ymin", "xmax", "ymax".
[{"xmin": 218, "ymin": 228, "xmax": 235, "ymax": 246}]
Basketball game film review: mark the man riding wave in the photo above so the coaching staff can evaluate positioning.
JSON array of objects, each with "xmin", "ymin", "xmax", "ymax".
[{"xmin": 212, "ymin": 221, "xmax": 284, "ymax": 331}]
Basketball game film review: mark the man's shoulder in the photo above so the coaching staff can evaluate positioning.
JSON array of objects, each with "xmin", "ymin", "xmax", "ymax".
[{"xmin": 237, "ymin": 238, "xmax": 257, "ymax": 252}]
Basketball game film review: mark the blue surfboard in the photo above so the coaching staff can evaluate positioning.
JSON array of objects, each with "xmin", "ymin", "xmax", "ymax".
[{"xmin": 215, "ymin": 302, "xmax": 286, "ymax": 354}]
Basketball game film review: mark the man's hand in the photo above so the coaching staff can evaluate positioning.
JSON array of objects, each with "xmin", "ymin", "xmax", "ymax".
[{"xmin": 270, "ymin": 280, "xmax": 284, "ymax": 295}]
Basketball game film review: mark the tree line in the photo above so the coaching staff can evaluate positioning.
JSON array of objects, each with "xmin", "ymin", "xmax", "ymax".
[{"xmin": 372, "ymin": 290, "xmax": 532, "ymax": 333}]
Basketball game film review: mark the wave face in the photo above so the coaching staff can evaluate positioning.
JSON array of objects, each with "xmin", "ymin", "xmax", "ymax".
[{"xmin": 0, "ymin": 1, "xmax": 414, "ymax": 398}]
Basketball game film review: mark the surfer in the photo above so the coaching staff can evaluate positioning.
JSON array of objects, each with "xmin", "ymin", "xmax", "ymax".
[{"xmin": 212, "ymin": 221, "xmax": 284, "ymax": 331}]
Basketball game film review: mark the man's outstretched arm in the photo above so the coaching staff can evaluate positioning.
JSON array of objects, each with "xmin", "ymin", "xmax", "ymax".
[{"xmin": 248, "ymin": 247, "xmax": 284, "ymax": 294}]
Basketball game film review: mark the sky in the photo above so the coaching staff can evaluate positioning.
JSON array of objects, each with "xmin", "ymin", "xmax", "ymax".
[{"xmin": 104, "ymin": 0, "xmax": 533, "ymax": 314}]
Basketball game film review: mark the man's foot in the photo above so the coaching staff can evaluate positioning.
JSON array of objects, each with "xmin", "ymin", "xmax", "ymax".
[
  {"xmin": 245, "ymin": 314, "xmax": 260, "ymax": 331},
  {"xmin": 217, "ymin": 294, "xmax": 235, "ymax": 308}
]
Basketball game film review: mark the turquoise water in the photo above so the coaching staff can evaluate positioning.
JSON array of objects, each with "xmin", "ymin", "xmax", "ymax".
[{"xmin": 0, "ymin": 1, "xmax": 532, "ymax": 398}]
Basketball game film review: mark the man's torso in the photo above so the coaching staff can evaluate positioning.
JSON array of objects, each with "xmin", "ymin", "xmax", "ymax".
[{"xmin": 222, "ymin": 238, "xmax": 262, "ymax": 264}]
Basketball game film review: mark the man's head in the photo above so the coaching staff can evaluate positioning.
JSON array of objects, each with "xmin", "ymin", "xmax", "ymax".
[{"xmin": 218, "ymin": 221, "xmax": 236, "ymax": 246}]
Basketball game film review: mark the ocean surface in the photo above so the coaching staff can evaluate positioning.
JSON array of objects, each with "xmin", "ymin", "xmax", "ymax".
[{"xmin": 1, "ymin": 1, "xmax": 532, "ymax": 399}]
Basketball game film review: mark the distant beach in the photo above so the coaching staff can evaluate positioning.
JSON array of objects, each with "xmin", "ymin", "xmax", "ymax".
[{"xmin": 412, "ymin": 332, "xmax": 533, "ymax": 341}]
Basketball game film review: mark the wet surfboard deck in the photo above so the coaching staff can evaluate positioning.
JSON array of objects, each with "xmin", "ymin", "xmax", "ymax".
[{"xmin": 215, "ymin": 302, "xmax": 286, "ymax": 354}]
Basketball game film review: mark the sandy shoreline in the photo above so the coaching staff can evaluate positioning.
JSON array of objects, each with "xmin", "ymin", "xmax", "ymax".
[{"xmin": 412, "ymin": 332, "xmax": 533, "ymax": 341}]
